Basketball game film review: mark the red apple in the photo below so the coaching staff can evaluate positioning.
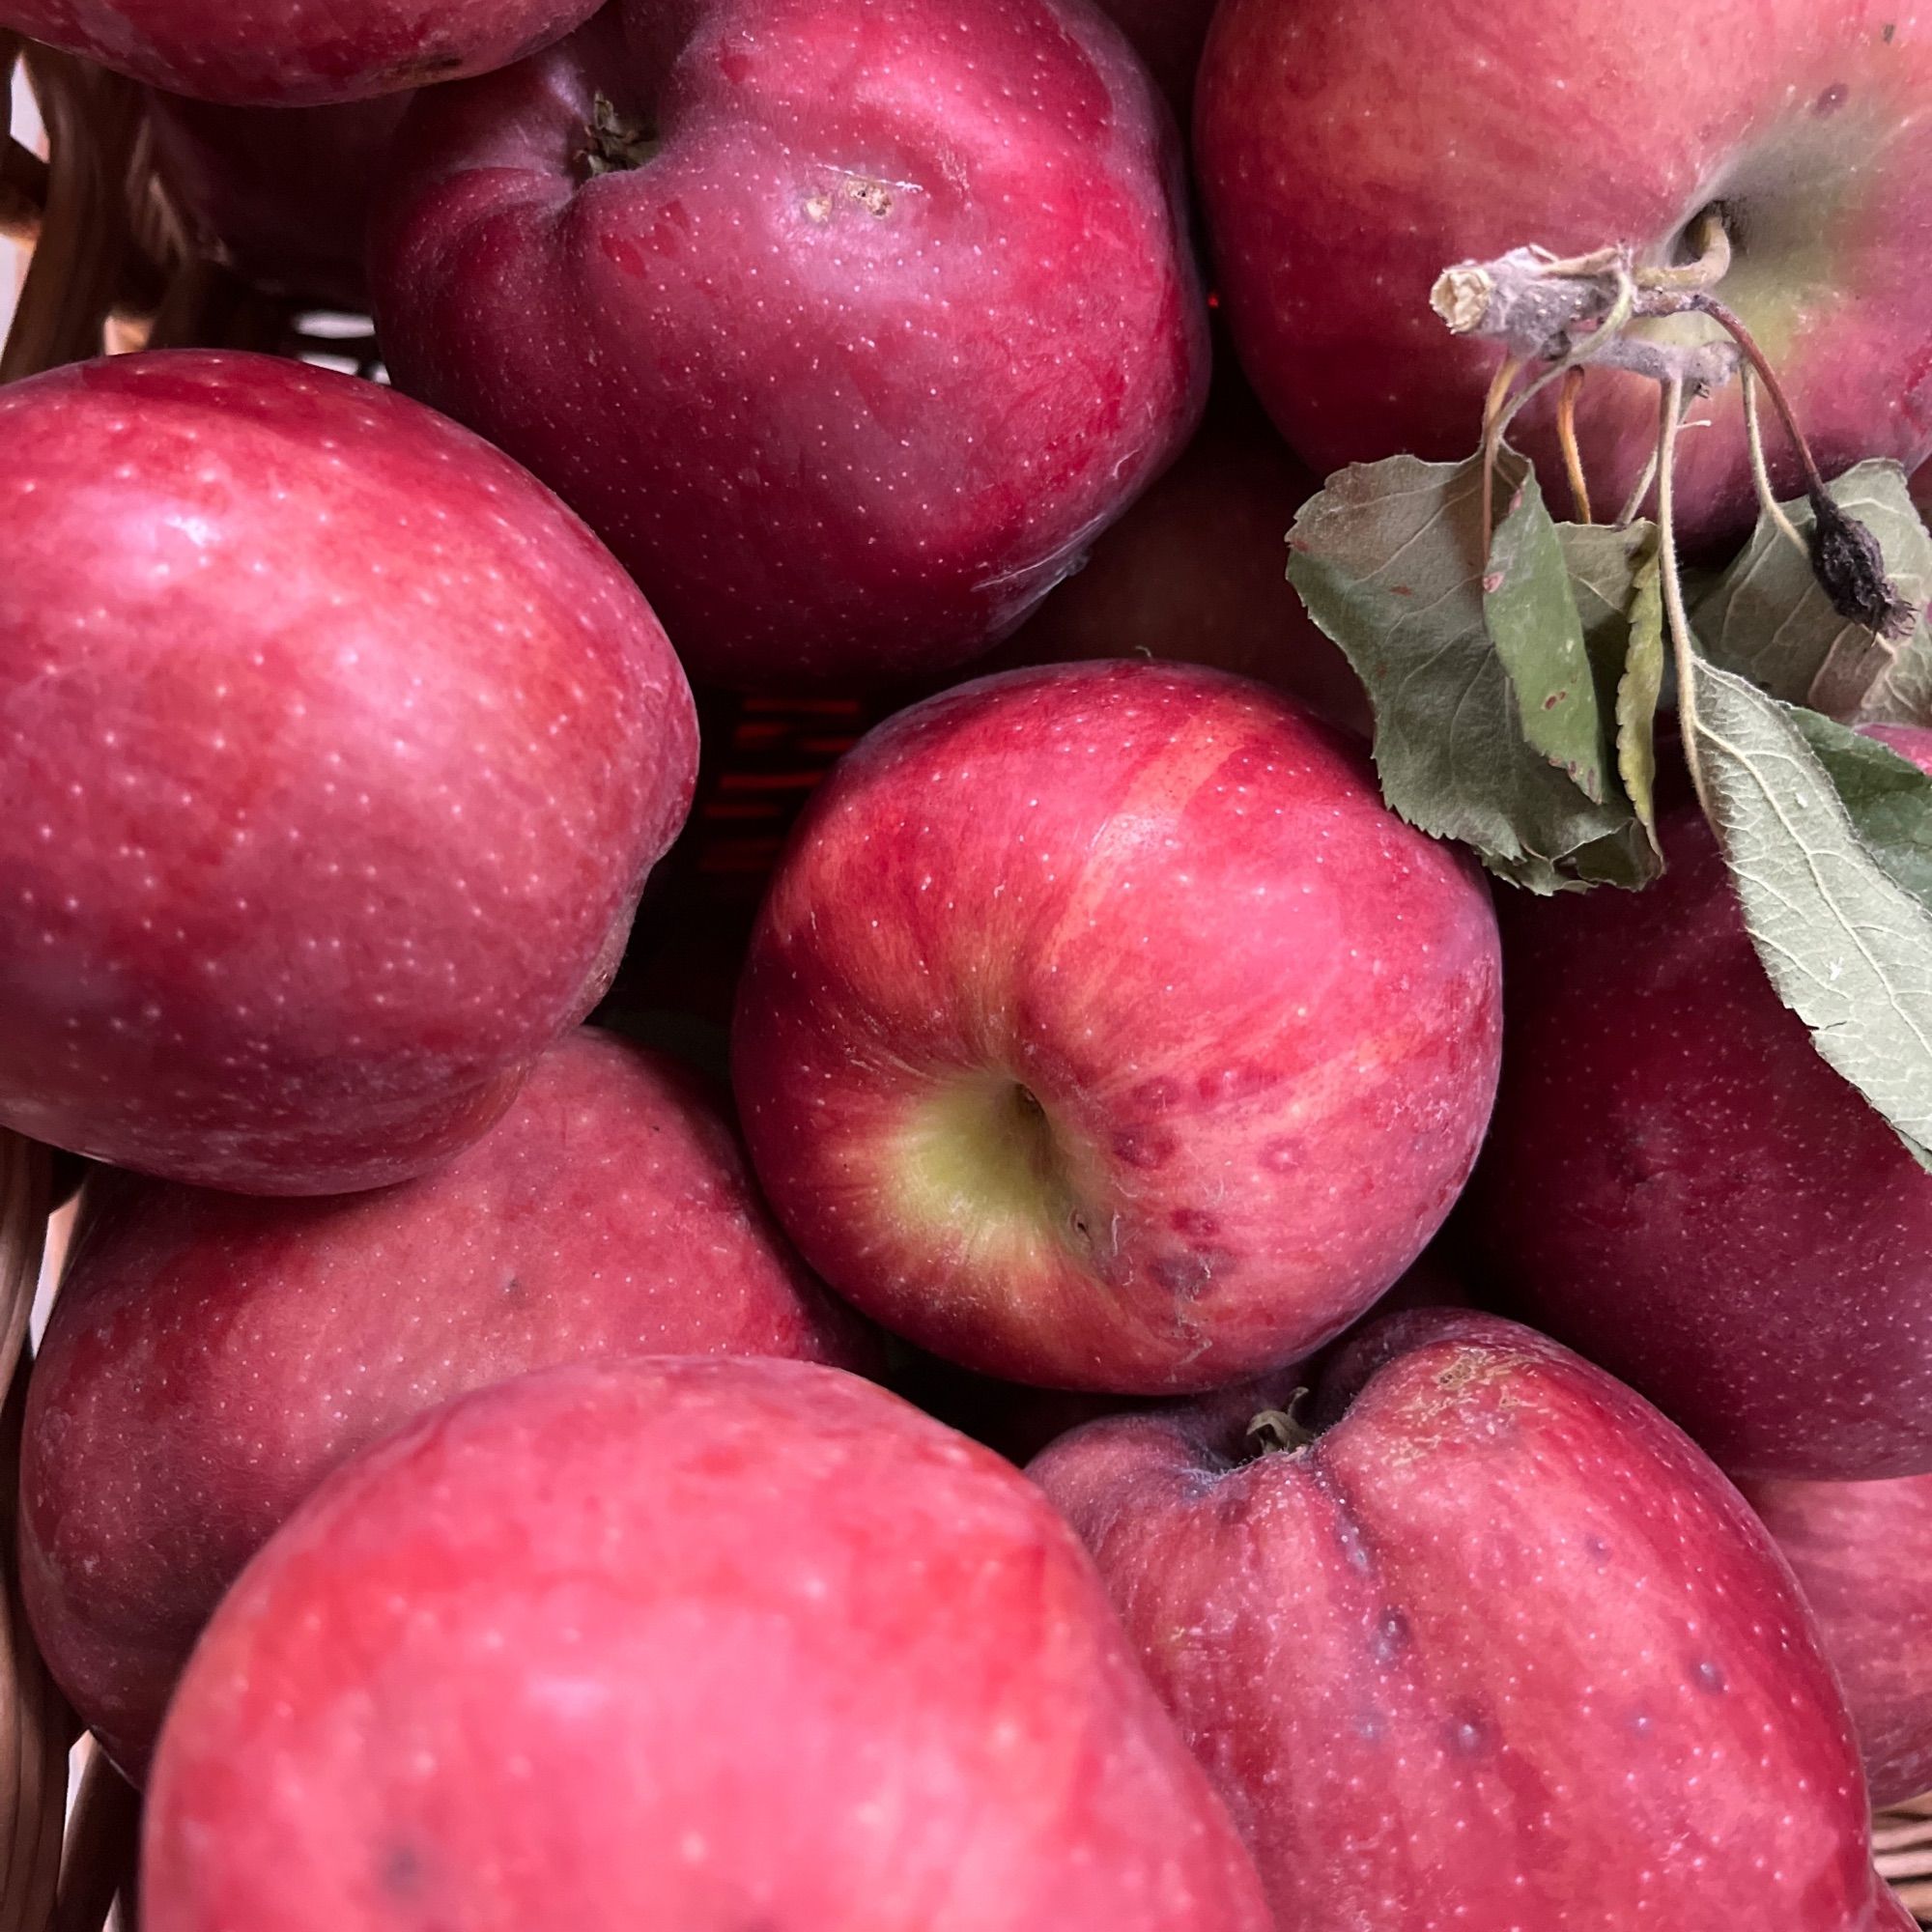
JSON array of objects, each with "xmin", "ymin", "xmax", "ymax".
[
  {"xmin": 369, "ymin": 0, "xmax": 1209, "ymax": 689},
  {"xmin": 20, "ymin": 1026, "xmax": 875, "ymax": 1781},
  {"xmin": 1740, "ymin": 1472, "xmax": 1932, "ymax": 1807},
  {"xmin": 732, "ymin": 660, "xmax": 1502, "ymax": 1392},
  {"xmin": 981, "ymin": 366, "xmax": 1371, "ymax": 735},
  {"xmin": 0, "ymin": 351, "xmax": 697, "ymax": 1195},
  {"xmin": 1032, "ymin": 1308, "xmax": 1896, "ymax": 1931},
  {"xmin": 1196, "ymin": 1, "xmax": 1932, "ymax": 545},
  {"xmin": 144, "ymin": 91, "xmax": 408, "ymax": 311},
  {"xmin": 143, "ymin": 1356, "xmax": 1274, "ymax": 1931},
  {"xmin": 0, "ymin": 0, "xmax": 602, "ymax": 104},
  {"xmin": 1462, "ymin": 724, "xmax": 1932, "ymax": 1480}
]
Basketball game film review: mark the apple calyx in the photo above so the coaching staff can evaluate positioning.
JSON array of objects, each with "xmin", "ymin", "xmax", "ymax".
[
  {"xmin": 1244, "ymin": 1393, "xmax": 1316, "ymax": 1458},
  {"xmin": 579, "ymin": 94, "xmax": 659, "ymax": 180}
]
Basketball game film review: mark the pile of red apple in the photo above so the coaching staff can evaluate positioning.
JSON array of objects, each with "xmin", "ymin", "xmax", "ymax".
[{"xmin": 3, "ymin": 1, "xmax": 1932, "ymax": 1927}]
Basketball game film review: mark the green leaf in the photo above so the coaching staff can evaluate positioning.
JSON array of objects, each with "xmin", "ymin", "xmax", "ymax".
[
  {"xmin": 1692, "ymin": 460, "xmax": 1932, "ymax": 725},
  {"xmin": 1287, "ymin": 451, "xmax": 1642, "ymax": 893},
  {"xmin": 1616, "ymin": 548, "xmax": 1665, "ymax": 847},
  {"xmin": 1686, "ymin": 658, "xmax": 1932, "ymax": 1164},
  {"xmin": 1786, "ymin": 711, "xmax": 1932, "ymax": 913},
  {"xmin": 1482, "ymin": 471, "xmax": 1611, "ymax": 802}
]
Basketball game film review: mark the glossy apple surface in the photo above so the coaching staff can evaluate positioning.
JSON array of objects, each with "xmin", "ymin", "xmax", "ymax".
[
  {"xmin": 1742, "ymin": 1471, "xmax": 1932, "ymax": 1806},
  {"xmin": 1197, "ymin": 0, "xmax": 1932, "ymax": 546},
  {"xmin": 733, "ymin": 661, "xmax": 1502, "ymax": 1391},
  {"xmin": 0, "ymin": 0, "xmax": 601, "ymax": 104},
  {"xmin": 371, "ymin": 0, "xmax": 1208, "ymax": 688},
  {"xmin": 145, "ymin": 91, "xmax": 408, "ymax": 310},
  {"xmin": 0, "ymin": 351, "xmax": 696, "ymax": 1195},
  {"xmin": 1463, "ymin": 725, "xmax": 1932, "ymax": 1480},
  {"xmin": 21, "ymin": 1027, "xmax": 875, "ymax": 1780},
  {"xmin": 1033, "ymin": 1308, "xmax": 1895, "ymax": 1931},
  {"xmin": 982, "ymin": 367, "xmax": 1370, "ymax": 735},
  {"xmin": 143, "ymin": 1357, "xmax": 1273, "ymax": 1931}
]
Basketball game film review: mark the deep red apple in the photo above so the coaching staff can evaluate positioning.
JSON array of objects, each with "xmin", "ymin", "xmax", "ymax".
[
  {"xmin": 732, "ymin": 660, "xmax": 1502, "ymax": 1392},
  {"xmin": 20, "ymin": 1026, "xmax": 874, "ymax": 1781},
  {"xmin": 981, "ymin": 367, "xmax": 1371, "ymax": 735},
  {"xmin": 370, "ymin": 0, "xmax": 1208, "ymax": 688},
  {"xmin": 143, "ymin": 1356, "xmax": 1273, "ymax": 1931},
  {"xmin": 1032, "ymin": 1308, "xmax": 1897, "ymax": 1931},
  {"xmin": 1196, "ymin": 1, "xmax": 1932, "ymax": 544},
  {"xmin": 1462, "ymin": 724, "xmax": 1932, "ymax": 1480},
  {"xmin": 0, "ymin": 351, "xmax": 697, "ymax": 1195},
  {"xmin": 144, "ymin": 91, "xmax": 408, "ymax": 311},
  {"xmin": 0, "ymin": 0, "xmax": 602, "ymax": 104},
  {"xmin": 1740, "ymin": 1472, "xmax": 1932, "ymax": 1807}
]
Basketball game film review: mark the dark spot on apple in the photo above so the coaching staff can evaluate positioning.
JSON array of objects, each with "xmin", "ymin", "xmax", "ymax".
[
  {"xmin": 1170, "ymin": 1206, "xmax": 1220, "ymax": 1240},
  {"xmin": 1370, "ymin": 1607, "xmax": 1411, "ymax": 1663},
  {"xmin": 1260, "ymin": 1136, "xmax": 1301, "ymax": 1174},
  {"xmin": 1884, "ymin": 20, "xmax": 1897, "ymax": 42},
  {"xmin": 1112, "ymin": 1123, "xmax": 1177, "ymax": 1170},
  {"xmin": 1151, "ymin": 1249, "xmax": 1230, "ymax": 1298},
  {"xmin": 1128, "ymin": 1075, "xmax": 1181, "ymax": 1114},
  {"xmin": 1448, "ymin": 1712, "xmax": 1492, "ymax": 1756},
  {"xmin": 381, "ymin": 1842, "xmax": 425, "ymax": 1897},
  {"xmin": 1692, "ymin": 1659, "xmax": 1727, "ymax": 1694},
  {"xmin": 502, "ymin": 1273, "xmax": 525, "ymax": 1300},
  {"xmin": 1813, "ymin": 81, "xmax": 1850, "ymax": 116},
  {"xmin": 1584, "ymin": 1534, "xmax": 1610, "ymax": 1565}
]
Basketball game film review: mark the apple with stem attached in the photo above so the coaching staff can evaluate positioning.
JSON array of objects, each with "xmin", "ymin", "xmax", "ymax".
[
  {"xmin": 370, "ymin": 0, "xmax": 1208, "ymax": 689},
  {"xmin": 1462, "ymin": 724, "xmax": 1932, "ymax": 1480},
  {"xmin": 1196, "ymin": 0, "xmax": 1932, "ymax": 546},
  {"xmin": 1740, "ymin": 1471, "xmax": 1932, "ymax": 1808},
  {"xmin": 0, "ymin": 351, "xmax": 696, "ymax": 1195},
  {"xmin": 1032, "ymin": 1308, "xmax": 1901, "ymax": 1931},
  {"xmin": 732, "ymin": 660, "xmax": 1502, "ymax": 1392},
  {"xmin": 0, "ymin": 0, "xmax": 603, "ymax": 103},
  {"xmin": 21, "ymin": 1027, "xmax": 876, "ymax": 1781},
  {"xmin": 143, "ymin": 1357, "xmax": 1274, "ymax": 1931}
]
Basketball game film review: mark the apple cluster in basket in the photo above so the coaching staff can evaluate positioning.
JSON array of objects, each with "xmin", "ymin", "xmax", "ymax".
[{"xmin": 2, "ymin": 0, "xmax": 1931, "ymax": 1929}]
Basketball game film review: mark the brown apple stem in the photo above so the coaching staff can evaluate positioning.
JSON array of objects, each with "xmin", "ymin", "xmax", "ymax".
[
  {"xmin": 1742, "ymin": 367, "xmax": 1808, "ymax": 559},
  {"xmin": 1685, "ymin": 296, "xmax": 1826, "ymax": 498},
  {"xmin": 1655, "ymin": 375, "xmax": 1714, "ymax": 821},
  {"xmin": 1556, "ymin": 368, "xmax": 1593, "ymax": 523},
  {"xmin": 1478, "ymin": 355, "xmax": 1522, "ymax": 559},
  {"xmin": 1245, "ymin": 1395, "xmax": 1316, "ymax": 1458}
]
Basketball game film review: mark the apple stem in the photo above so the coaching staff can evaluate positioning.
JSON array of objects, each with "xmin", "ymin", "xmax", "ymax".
[
  {"xmin": 1682, "ymin": 295, "xmax": 1827, "ymax": 500},
  {"xmin": 1245, "ymin": 1395, "xmax": 1316, "ymax": 1458},
  {"xmin": 1655, "ymin": 375, "xmax": 1714, "ymax": 820},
  {"xmin": 1556, "ymin": 368, "xmax": 1593, "ymax": 524},
  {"xmin": 1742, "ymin": 368, "xmax": 1808, "ymax": 561},
  {"xmin": 1478, "ymin": 355, "xmax": 1523, "ymax": 558}
]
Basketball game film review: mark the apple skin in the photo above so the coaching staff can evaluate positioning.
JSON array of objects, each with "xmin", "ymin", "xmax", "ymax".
[
  {"xmin": 144, "ymin": 91, "xmax": 409, "ymax": 311},
  {"xmin": 1461, "ymin": 724, "xmax": 1932, "ymax": 1481},
  {"xmin": 142, "ymin": 1356, "xmax": 1274, "ymax": 1932},
  {"xmin": 1092, "ymin": 0, "xmax": 1217, "ymax": 121},
  {"xmin": 732, "ymin": 660, "xmax": 1502, "ymax": 1392},
  {"xmin": 0, "ymin": 351, "xmax": 696, "ymax": 1196},
  {"xmin": 1031, "ymin": 1308, "xmax": 1895, "ymax": 1931},
  {"xmin": 1196, "ymin": 0, "xmax": 1932, "ymax": 548},
  {"xmin": 20, "ymin": 1026, "xmax": 877, "ymax": 1784},
  {"xmin": 0, "ymin": 0, "xmax": 602, "ymax": 105},
  {"xmin": 1740, "ymin": 1472, "xmax": 1932, "ymax": 1807},
  {"xmin": 370, "ymin": 0, "xmax": 1209, "ymax": 689},
  {"xmin": 980, "ymin": 366, "xmax": 1371, "ymax": 736}
]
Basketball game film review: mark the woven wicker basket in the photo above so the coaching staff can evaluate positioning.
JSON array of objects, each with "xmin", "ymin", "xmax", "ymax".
[{"xmin": 2, "ymin": 35, "xmax": 1928, "ymax": 1931}]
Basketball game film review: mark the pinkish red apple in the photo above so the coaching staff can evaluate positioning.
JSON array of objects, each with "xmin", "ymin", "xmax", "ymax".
[
  {"xmin": 1463, "ymin": 725, "xmax": 1932, "ymax": 1480},
  {"xmin": 0, "ymin": 351, "xmax": 696, "ymax": 1195},
  {"xmin": 1196, "ymin": 0, "xmax": 1932, "ymax": 545},
  {"xmin": 981, "ymin": 368, "xmax": 1370, "ymax": 735},
  {"xmin": 0, "ymin": 0, "xmax": 602, "ymax": 104},
  {"xmin": 370, "ymin": 0, "xmax": 1208, "ymax": 688},
  {"xmin": 732, "ymin": 661, "xmax": 1502, "ymax": 1392},
  {"xmin": 1033, "ymin": 1308, "xmax": 1897, "ymax": 1930},
  {"xmin": 21, "ymin": 1027, "xmax": 874, "ymax": 1780},
  {"xmin": 143, "ymin": 1356, "xmax": 1273, "ymax": 1931},
  {"xmin": 1741, "ymin": 1471, "xmax": 1932, "ymax": 1806},
  {"xmin": 144, "ymin": 91, "xmax": 408, "ymax": 311}
]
